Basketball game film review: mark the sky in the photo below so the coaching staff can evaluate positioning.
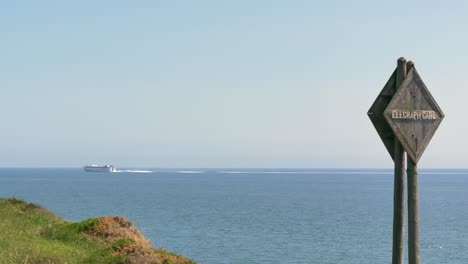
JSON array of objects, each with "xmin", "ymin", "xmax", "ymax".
[{"xmin": 1, "ymin": 0, "xmax": 467, "ymax": 168}]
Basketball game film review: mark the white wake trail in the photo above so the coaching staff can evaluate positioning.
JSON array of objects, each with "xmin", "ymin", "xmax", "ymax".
[{"xmin": 114, "ymin": 170, "xmax": 153, "ymax": 173}]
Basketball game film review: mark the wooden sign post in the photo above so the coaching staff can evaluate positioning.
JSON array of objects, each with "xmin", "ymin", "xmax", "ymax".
[{"xmin": 368, "ymin": 58, "xmax": 444, "ymax": 264}]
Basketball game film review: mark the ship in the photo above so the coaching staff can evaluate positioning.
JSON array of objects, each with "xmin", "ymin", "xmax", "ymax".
[{"xmin": 83, "ymin": 165, "xmax": 117, "ymax": 172}]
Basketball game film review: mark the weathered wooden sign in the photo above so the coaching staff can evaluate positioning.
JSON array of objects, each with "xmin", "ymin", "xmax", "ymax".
[
  {"xmin": 384, "ymin": 67, "xmax": 444, "ymax": 163},
  {"xmin": 367, "ymin": 70, "xmax": 397, "ymax": 160}
]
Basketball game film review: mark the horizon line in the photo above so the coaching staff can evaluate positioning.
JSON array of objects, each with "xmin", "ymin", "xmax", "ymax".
[{"xmin": 0, "ymin": 166, "xmax": 467, "ymax": 170}]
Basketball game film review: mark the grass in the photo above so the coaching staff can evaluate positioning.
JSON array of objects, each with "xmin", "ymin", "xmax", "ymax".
[{"xmin": 0, "ymin": 198, "xmax": 196, "ymax": 264}]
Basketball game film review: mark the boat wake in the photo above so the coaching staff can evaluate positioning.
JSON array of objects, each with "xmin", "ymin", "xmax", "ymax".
[
  {"xmin": 114, "ymin": 170, "xmax": 153, "ymax": 173},
  {"xmin": 175, "ymin": 171, "xmax": 205, "ymax": 174}
]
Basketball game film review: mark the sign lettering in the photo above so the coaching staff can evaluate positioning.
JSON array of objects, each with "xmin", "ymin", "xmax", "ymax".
[{"xmin": 391, "ymin": 110, "xmax": 439, "ymax": 120}]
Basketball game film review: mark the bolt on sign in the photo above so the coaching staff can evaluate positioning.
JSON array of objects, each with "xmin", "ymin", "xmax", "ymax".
[{"xmin": 384, "ymin": 67, "xmax": 444, "ymax": 163}]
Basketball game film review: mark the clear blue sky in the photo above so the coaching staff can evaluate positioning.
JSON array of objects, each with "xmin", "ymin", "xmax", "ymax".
[{"xmin": 1, "ymin": 1, "xmax": 467, "ymax": 168}]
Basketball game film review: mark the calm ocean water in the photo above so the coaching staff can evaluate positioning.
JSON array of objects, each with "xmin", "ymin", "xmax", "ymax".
[{"xmin": 0, "ymin": 168, "xmax": 467, "ymax": 264}]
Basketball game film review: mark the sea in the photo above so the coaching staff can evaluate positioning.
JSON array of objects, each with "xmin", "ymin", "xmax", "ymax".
[{"xmin": 0, "ymin": 168, "xmax": 467, "ymax": 264}]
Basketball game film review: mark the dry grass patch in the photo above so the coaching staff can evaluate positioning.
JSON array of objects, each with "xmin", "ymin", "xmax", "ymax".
[{"xmin": 84, "ymin": 216, "xmax": 195, "ymax": 264}]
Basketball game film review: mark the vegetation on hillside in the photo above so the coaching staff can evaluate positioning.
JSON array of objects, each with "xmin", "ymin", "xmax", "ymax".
[{"xmin": 0, "ymin": 198, "xmax": 196, "ymax": 264}]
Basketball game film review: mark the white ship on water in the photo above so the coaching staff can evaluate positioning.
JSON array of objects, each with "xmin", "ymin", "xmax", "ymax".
[{"xmin": 83, "ymin": 165, "xmax": 117, "ymax": 172}]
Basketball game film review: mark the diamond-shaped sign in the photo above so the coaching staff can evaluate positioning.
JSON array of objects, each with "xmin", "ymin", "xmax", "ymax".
[
  {"xmin": 367, "ymin": 69, "xmax": 397, "ymax": 161},
  {"xmin": 384, "ymin": 67, "xmax": 444, "ymax": 163}
]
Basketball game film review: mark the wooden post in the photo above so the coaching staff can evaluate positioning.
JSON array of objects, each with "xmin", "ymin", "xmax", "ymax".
[
  {"xmin": 406, "ymin": 60, "xmax": 420, "ymax": 264},
  {"xmin": 407, "ymin": 159, "xmax": 420, "ymax": 264},
  {"xmin": 392, "ymin": 57, "xmax": 407, "ymax": 264}
]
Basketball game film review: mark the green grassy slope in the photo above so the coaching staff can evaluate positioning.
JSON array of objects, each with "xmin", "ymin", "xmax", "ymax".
[{"xmin": 0, "ymin": 198, "xmax": 196, "ymax": 264}]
